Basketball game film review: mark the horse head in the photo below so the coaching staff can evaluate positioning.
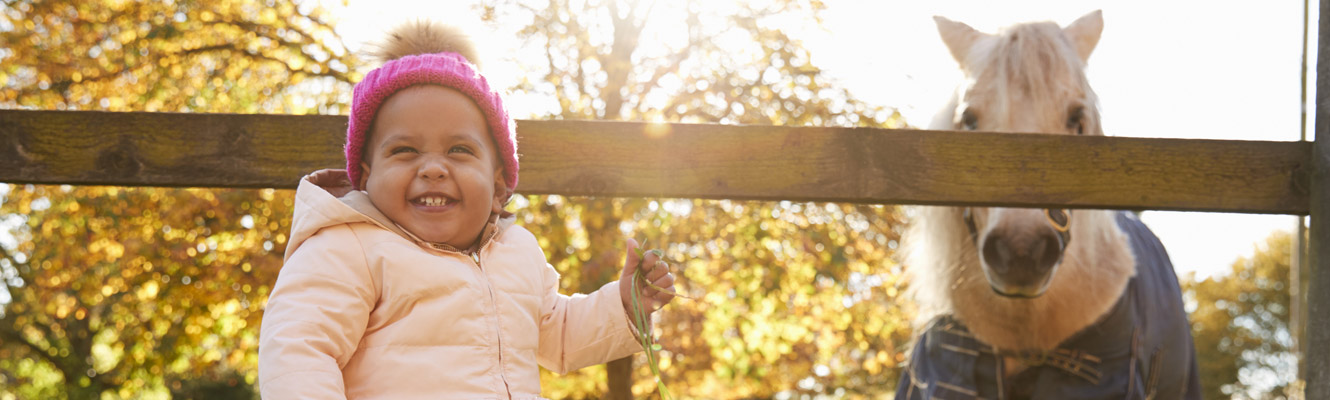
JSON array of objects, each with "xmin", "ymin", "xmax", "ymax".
[
  {"xmin": 934, "ymin": 11, "xmax": 1102, "ymax": 299},
  {"xmin": 900, "ymin": 14, "xmax": 1201, "ymax": 397},
  {"xmin": 905, "ymin": 11, "xmax": 1136, "ymax": 351}
]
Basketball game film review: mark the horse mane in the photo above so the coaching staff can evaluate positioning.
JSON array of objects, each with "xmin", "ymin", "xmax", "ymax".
[{"xmin": 905, "ymin": 17, "xmax": 1132, "ymax": 351}]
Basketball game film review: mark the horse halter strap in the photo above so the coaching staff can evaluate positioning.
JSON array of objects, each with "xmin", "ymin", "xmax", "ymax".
[{"xmin": 962, "ymin": 208, "xmax": 1072, "ymax": 246}]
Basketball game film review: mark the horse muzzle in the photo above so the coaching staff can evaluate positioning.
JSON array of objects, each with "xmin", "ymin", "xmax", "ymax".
[{"xmin": 979, "ymin": 224, "xmax": 1068, "ymax": 298}]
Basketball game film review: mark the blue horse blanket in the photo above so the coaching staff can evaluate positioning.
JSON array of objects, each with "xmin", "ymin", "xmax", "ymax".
[{"xmin": 896, "ymin": 212, "xmax": 1201, "ymax": 399}]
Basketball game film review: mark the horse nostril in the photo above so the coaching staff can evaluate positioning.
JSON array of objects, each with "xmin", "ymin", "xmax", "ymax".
[
  {"xmin": 1035, "ymin": 230, "xmax": 1065, "ymax": 273},
  {"xmin": 982, "ymin": 232, "xmax": 1011, "ymax": 274}
]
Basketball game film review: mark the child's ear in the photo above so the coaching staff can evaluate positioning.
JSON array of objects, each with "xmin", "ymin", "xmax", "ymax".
[
  {"xmin": 491, "ymin": 169, "xmax": 509, "ymax": 214},
  {"xmin": 358, "ymin": 162, "xmax": 372, "ymax": 189}
]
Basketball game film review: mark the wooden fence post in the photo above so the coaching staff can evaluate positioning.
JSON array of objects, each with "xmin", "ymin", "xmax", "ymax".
[{"xmin": 1306, "ymin": 0, "xmax": 1330, "ymax": 397}]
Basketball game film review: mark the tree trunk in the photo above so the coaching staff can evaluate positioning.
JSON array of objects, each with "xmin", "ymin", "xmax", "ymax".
[
  {"xmin": 605, "ymin": 356, "xmax": 634, "ymax": 399},
  {"xmin": 577, "ymin": 198, "xmax": 641, "ymax": 399}
]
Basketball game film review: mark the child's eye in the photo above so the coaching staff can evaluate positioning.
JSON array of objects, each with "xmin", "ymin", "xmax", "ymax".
[
  {"xmin": 390, "ymin": 146, "xmax": 417, "ymax": 155},
  {"xmin": 450, "ymin": 145, "xmax": 474, "ymax": 155}
]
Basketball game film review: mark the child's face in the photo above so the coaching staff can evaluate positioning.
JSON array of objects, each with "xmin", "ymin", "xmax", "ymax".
[{"xmin": 359, "ymin": 85, "xmax": 506, "ymax": 249}]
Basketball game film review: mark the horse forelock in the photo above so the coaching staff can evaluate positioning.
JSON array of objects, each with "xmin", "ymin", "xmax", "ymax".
[{"xmin": 958, "ymin": 22, "xmax": 1103, "ymax": 135}]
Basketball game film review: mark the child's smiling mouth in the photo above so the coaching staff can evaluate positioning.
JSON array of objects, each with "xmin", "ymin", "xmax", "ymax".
[{"xmin": 412, "ymin": 193, "xmax": 456, "ymax": 209}]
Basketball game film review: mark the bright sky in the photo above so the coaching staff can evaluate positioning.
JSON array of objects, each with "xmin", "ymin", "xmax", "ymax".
[{"xmin": 328, "ymin": 0, "xmax": 1313, "ymax": 281}]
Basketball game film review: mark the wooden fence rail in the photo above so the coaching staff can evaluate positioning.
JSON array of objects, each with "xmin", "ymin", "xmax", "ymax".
[{"xmin": 0, "ymin": 109, "xmax": 1313, "ymax": 214}]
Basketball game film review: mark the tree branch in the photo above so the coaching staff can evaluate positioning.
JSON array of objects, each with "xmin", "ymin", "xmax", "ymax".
[
  {"xmin": 0, "ymin": 326, "xmax": 65, "ymax": 373},
  {"xmin": 209, "ymin": 18, "xmax": 351, "ymax": 75},
  {"xmin": 0, "ymin": 309, "xmax": 73, "ymax": 378}
]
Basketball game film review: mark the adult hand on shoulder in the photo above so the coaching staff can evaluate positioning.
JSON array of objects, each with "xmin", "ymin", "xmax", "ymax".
[{"xmin": 619, "ymin": 238, "xmax": 676, "ymax": 318}]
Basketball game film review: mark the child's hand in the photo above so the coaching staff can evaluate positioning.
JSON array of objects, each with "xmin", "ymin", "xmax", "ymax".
[{"xmin": 619, "ymin": 238, "xmax": 676, "ymax": 318}]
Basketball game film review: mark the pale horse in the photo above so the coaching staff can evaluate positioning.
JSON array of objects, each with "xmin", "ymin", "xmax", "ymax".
[{"xmin": 895, "ymin": 11, "xmax": 1202, "ymax": 399}]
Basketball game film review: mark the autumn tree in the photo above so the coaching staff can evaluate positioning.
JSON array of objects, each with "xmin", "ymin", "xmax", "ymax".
[
  {"xmin": 0, "ymin": 0, "xmax": 354, "ymax": 114},
  {"xmin": 0, "ymin": 186, "xmax": 290, "ymax": 398},
  {"xmin": 481, "ymin": 0, "xmax": 913, "ymax": 397},
  {"xmin": 0, "ymin": 0, "xmax": 357, "ymax": 397},
  {"xmin": 1185, "ymin": 231, "xmax": 1299, "ymax": 400}
]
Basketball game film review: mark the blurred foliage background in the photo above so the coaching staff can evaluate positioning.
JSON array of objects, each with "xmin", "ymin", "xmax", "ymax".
[
  {"xmin": 1186, "ymin": 231, "xmax": 1303, "ymax": 400},
  {"xmin": 0, "ymin": 0, "xmax": 1303, "ymax": 398}
]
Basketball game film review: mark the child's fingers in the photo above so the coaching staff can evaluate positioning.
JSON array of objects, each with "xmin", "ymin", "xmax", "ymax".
[
  {"xmin": 639, "ymin": 249, "xmax": 662, "ymax": 271},
  {"xmin": 650, "ymin": 273, "xmax": 675, "ymax": 303},
  {"xmin": 645, "ymin": 259, "xmax": 669, "ymax": 281},
  {"xmin": 622, "ymin": 238, "xmax": 641, "ymax": 274},
  {"xmin": 642, "ymin": 273, "xmax": 674, "ymax": 312}
]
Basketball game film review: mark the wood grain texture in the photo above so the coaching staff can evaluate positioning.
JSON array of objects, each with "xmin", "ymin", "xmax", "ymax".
[
  {"xmin": 0, "ymin": 110, "xmax": 346, "ymax": 189},
  {"xmin": 0, "ymin": 109, "xmax": 1312, "ymax": 214}
]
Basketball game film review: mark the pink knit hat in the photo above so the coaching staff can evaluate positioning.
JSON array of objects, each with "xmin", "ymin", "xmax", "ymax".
[{"xmin": 345, "ymin": 22, "xmax": 517, "ymax": 192}]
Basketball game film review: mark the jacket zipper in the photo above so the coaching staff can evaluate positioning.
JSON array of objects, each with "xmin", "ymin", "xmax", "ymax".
[{"xmin": 469, "ymin": 245, "xmax": 514, "ymax": 398}]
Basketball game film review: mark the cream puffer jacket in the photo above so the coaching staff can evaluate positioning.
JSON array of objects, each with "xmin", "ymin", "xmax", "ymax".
[{"xmin": 258, "ymin": 170, "xmax": 643, "ymax": 399}]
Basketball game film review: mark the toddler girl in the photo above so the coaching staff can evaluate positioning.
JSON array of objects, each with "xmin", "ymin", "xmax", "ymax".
[{"xmin": 258, "ymin": 21, "xmax": 676, "ymax": 399}]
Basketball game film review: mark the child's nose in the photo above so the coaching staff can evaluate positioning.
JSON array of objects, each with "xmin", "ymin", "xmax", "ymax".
[{"xmin": 417, "ymin": 158, "xmax": 449, "ymax": 179}]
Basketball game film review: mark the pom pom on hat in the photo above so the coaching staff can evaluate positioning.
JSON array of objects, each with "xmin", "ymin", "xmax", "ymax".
[
  {"xmin": 372, "ymin": 20, "xmax": 479, "ymax": 66},
  {"xmin": 345, "ymin": 20, "xmax": 518, "ymax": 193}
]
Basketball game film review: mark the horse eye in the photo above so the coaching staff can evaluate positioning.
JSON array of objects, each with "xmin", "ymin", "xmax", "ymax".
[
  {"xmin": 960, "ymin": 109, "xmax": 979, "ymax": 131},
  {"xmin": 1045, "ymin": 208, "xmax": 1070, "ymax": 230},
  {"xmin": 1067, "ymin": 106, "xmax": 1085, "ymax": 135}
]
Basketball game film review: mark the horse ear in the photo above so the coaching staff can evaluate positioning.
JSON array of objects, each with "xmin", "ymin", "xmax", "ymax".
[
  {"xmin": 1063, "ymin": 10, "xmax": 1103, "ymax": 63},
  {"xmin": 934, "ymin": 16, "xmax": 985, "ymax": 66}
]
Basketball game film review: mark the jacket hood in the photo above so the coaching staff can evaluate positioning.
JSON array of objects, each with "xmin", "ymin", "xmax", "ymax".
[{"xmin": 284, "ymin": 169, "xmax": 509, "ymax": 262}]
